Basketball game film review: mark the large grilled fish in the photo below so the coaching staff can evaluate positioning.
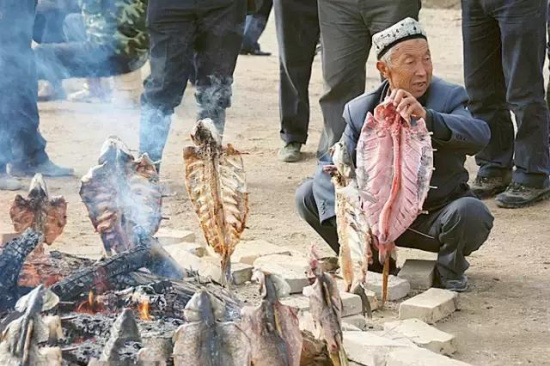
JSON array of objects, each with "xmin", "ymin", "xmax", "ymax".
[
  {"xmin": 183, "ymin": 119, "xmax": 248, "ymax": 286},
  {"xmin": 356, "ymin": 99, "xmax": 433, "ymax": 303},
  {"xmin": 241, "ymin": 271, "xmax": 303, "ymax": 366},
  {"xmin": 80, "ymin": 136, "xmax": 162, "ymax": 255},
  {"xmin": 10, "ymin": 174, "xmax": 67, "ymax": 248},
  {"xmin": 173, "ymin": 289, "xmax": 250, "ymax": 366},
  {"xmin": 328, "ymin": 141, "xmax": 373, "ymax": 317}
]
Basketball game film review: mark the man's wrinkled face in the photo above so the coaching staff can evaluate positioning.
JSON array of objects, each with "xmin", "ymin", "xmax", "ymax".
[{"xmin": 377, "ymin": 39, "xmax": 433, "ymax": 98}]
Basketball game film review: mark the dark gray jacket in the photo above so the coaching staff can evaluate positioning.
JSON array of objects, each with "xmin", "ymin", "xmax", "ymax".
[{"xmin": 312, "ymin": 77, "xmax": 491, "ymax": 223}]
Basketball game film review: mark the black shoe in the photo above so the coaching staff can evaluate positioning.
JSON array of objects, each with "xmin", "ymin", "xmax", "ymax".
[
  {"xmin": 495, "ymin": 182, "xmax": 550, "ymax": 208},
  {"xmin": 470, "ymin": 173, "xmax": 512, "ymax": 199},
  {"xmin": 239, "ymin": 47, "xmax": 271, "ymax": 56},
  {"xmin": 8, "ymin": 160, "xmax": 74, "ymax": 178},
  {"xmin": 434, "ymin": 272, "xmax": 469, "ymax": 292}
]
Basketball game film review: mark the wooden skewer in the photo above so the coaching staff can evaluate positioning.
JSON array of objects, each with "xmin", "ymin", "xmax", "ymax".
[{"xmin": 382, "ymin": 256, "xmax": 390, "ymax": 307}]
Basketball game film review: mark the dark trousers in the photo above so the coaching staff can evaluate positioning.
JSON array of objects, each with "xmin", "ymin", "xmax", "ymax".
[
  {"xmin": 34, "ymin": 14, "xmax": 139, "ymax": 86},
  {"xmin": 0, "ymin": 0, "xmax": 48, "ymax": 171},
  {"xmin": 463, "ymin": 0, "xmax": 550, "ymax": 187},
  {"xmin": 295, "ymin": 180, "xmax": 494, "ymax": 281},
  {"xmin": 140, "ymin": 0, "xmax": 247, "ymax": 164},
  {"xmin": 316, "ymin": 0, "xmax": 421, "ymax": 157},
  {"xmin": 242, "ymin": 0, "xmax": 272, "ymax": 51},
  {"xmin": 274, "ymin": 0, "xmax": 320, "ymax": 145},
  {"xmin": 33, "ymin": 0, "xmax": 80, "ymax": 43}
]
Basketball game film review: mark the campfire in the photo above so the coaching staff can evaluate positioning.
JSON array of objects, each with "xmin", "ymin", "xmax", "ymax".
[{"xmin": 0, "ymin": 132, "xmax": 337, "ymax": 366}]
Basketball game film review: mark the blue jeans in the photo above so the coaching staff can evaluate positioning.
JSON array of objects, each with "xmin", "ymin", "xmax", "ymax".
[
  {"xmin": 463, "ymin": 0, "xmax": 550, "ymax": 187},
  {"xmin": 0, "ymin": 0, "xmax": 48, "ymax": 171}
]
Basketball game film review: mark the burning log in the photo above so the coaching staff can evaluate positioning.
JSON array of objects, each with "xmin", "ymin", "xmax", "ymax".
[
  {"xmin": 183, "ymin": 119, "xmax": 249, "ymax": 286},
  {"xmin": 172, "ymin": 289, "xmax": 251, "ymax": 366},
  {"xmin": 50, "ymin": 241, "xmax": 180, "ymax": 302},
  {"xmin": 9, "ymin": 174, "xmax": 68, "ymax": 251},
  {"xmin": 17, "ymin": 250, "xmax": 94, "ymax": 288},
  {"xmin": 241, "ymin": 271, "xmax": 303, "ymax": 366},
  {"xmin": 80, "ymin": 136, "xmax": 162, "ymax": 256},
  {"xmin": 0, "ymin": 229, "xmax": 42, "ymax": 310}
]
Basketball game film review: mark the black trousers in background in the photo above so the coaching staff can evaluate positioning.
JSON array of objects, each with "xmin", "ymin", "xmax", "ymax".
[
  {"xmin": 316, "ymin": 0, "xmax": 421, "ymax": 157},
  {"xmin": 274, "ymin": 0, "xmax": 320, "ymax": 145},
  {"xmin": 0, "ymin": 0, "xmax": 48, "ymax": 172},
  {"xmin": 463, "ymin": 0, "xmax": 550, "ymax": 188},
  {"xmin": 295, "ymin": 180, "xmax": 494, "ymax": 282},
  {"xmin": 140, "ymin": 0, "xmax": 247, "ymax": 166}
]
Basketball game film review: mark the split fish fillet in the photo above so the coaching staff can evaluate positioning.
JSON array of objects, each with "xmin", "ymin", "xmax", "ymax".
[
  {"xmin": 80, "ymin": 136, "xmax": 162, "ymax": 255},
  {"xmin": 356, "ymin": 100, "xmax": 433, "ymax": 260},
  {"xmin": 10, "ymin": 174, "xmax": 67, "ymax": 247},
  {"xmin": 183, "ymin": 119, "xmax": 248, "ymax": 285}
]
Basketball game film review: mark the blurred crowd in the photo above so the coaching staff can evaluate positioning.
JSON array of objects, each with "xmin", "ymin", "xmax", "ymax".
[{"xmin": 0, "ymin": 0, "xmax": 549, "ymax": 212}]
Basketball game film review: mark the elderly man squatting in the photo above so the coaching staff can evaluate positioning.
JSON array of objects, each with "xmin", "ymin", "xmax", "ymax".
[{"xmin": 295, "ymin": 18, "xmax": 494, "ymax": 292}]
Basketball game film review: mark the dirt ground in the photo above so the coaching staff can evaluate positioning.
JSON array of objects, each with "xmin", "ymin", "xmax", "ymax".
[{"xmin": 1, "ymin": 7, "xmax": 549, "ymax": 366}]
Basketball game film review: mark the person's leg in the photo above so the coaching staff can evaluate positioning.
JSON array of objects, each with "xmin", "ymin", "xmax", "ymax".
[
  {"xmin": 494, "ymin": 0, "xmax": 550, "ymax": 207},
  {"xmin": 194, "ymin": 0, "xmax": 247, "ymax": 135},
  {"xmin": 241, "ymin": 0, "xmax": 272, "ymax": 54},
  {"xmin": 295, "ymin": 180, "xmax": 339, "ymax": 253},
  {"xmin": 461, "ymin": 0, "xmax": 515, "ymax": 198},
  {"xmin": 396, "ymin": 197, "xmax": 494, "ymax": 291},
  {"xmin": 274, "ymin": 0, "xmax": 319, "ymax": 162},
  {"xmin": 1, "ymin": 0, "xmax": 72, "ymax": 177},
  {"xmin": 140, "ymin": 0, "xmax": 197, "ymax": 169},
  {"xmin": 316, "ymin": 0, "xmax": 370, "ymax": 158}
]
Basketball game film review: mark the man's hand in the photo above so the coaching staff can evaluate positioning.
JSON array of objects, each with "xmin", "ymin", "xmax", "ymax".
[{"xmin": 388, "ymin": 89, "xmax": 427, "ymax": 122}]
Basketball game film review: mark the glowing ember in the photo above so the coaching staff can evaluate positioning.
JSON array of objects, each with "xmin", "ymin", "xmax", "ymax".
[
  {"xmin": 76, "ymin": 290, "xmax": 104, "ymax": 314},
  {"xmin": 138, "ymin": 298, "xmax": 151, "ymax": 321}
]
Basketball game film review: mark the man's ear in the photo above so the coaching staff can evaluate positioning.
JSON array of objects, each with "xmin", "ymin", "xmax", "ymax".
[{"xmin": 376, "ymin": 61, "xmax": 390, "ymax": 79}]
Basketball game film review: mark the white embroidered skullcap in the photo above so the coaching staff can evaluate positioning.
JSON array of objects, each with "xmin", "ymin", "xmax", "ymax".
[{"xmin": 373, "ymin": 17, "xmax": 427, "ymax": 60}]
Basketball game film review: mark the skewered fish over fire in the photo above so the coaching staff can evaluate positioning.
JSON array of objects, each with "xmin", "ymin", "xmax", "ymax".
[
  {"xmin": 172, "ymin": 289, "xmax": 251, "ymax": 366},
  {"xmin": 10, "ymin": 173, "xmax": 67, "ymax": 251},
  {"xmin": 326, "ymin": 141, "xmax": 374, "ymax": 317},
  {"xmin": 183, "ymin": 119, "xmax": 249, "ymax": 286},
  {"xmin": 241, "ymin": 271, "xmax": 303, "ymax": 366},
  {"xmin": 80, "ymin": 136, "xmax": 162, "ymax": 256},
  {"xmin": 304, "ymin": 246, "xmax": 348, "ymax": 366}
]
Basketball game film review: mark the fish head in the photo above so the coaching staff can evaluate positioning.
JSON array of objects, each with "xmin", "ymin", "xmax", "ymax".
[
  {"xmin": 253, "ymin": 270, "xmax": 291, "ymax": 302},
  {"xmin": 98, "ymin": 136, "xmax": 134, "ymax": 166},
  {"xmin": 28, "ymin": 173, "xmax": 48, "ymax": 200},
  {"xmin": 330, "ymin": 141, "xmax": 355, "ymax": 179},
  {"xmin": 190, "ymin": 119, "xmax": 222, "ymax": 148},
  {"xmin": 184, "ymin": 290, "xmax": 226, "ymax": 325}
]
